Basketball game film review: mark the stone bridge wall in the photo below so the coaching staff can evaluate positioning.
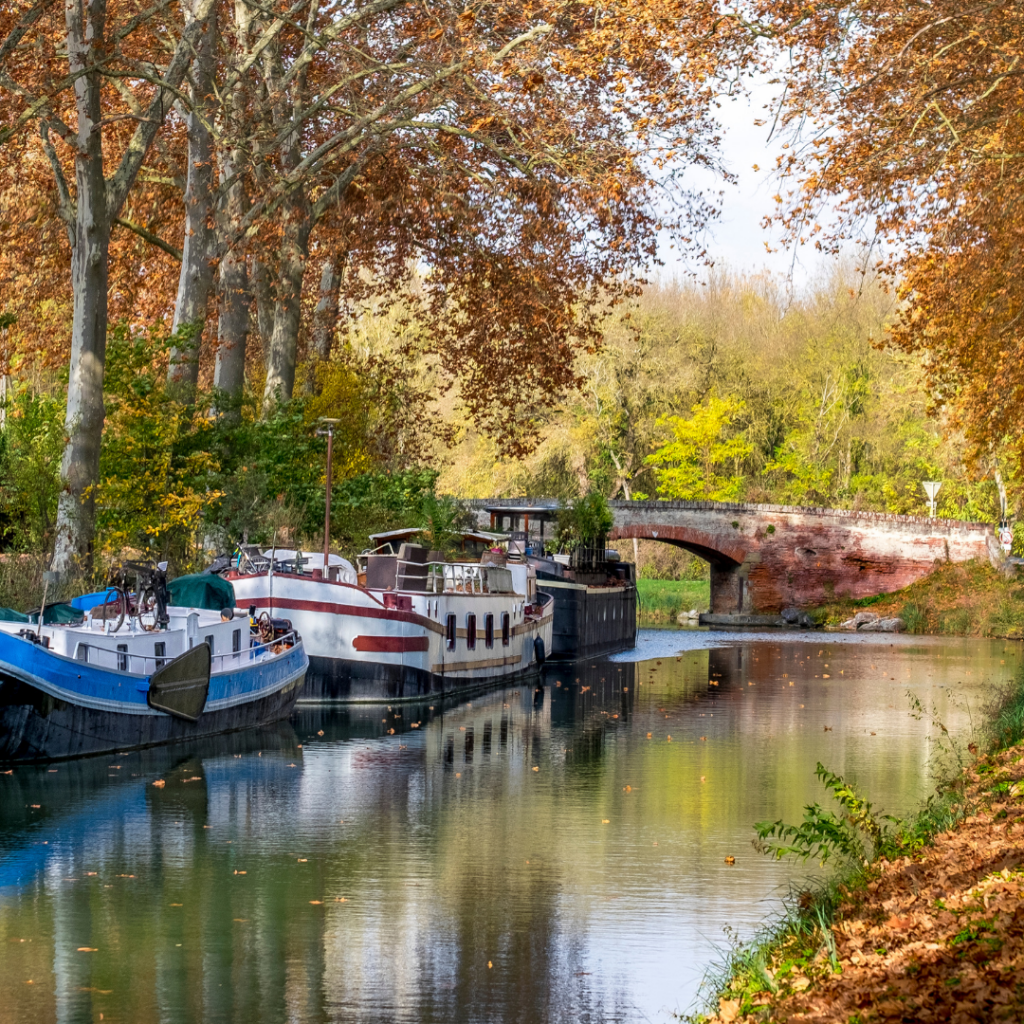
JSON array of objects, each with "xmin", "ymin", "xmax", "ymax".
[{"xmin": 471, "ymin": 499, "xmax": 1001, "ymax": 614}]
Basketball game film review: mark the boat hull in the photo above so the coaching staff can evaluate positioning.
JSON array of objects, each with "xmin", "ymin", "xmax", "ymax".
[
  {"xmin": 538, "ymin": 578, "xmax": 637, "ymax": 660},
  {"xmin": 0, "ymin": 640, "xmax": 307, "ymax": 764},
  {"xmin": 228, "ymin": 571, "xmax": 553, "ymax": 704},
  {"xmin": 302, "ymin": 653, "xmax": 542, "ymax": 703}
]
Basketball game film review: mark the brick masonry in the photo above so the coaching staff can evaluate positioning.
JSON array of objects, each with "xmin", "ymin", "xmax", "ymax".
[{"xmin": 472, "ymin": 499, "xmax": 1002, "ymax": 614}]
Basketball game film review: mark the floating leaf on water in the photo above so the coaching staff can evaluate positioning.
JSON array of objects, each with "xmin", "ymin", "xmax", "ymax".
[
  {"xmin": 646, "ymin": 732, "xmax": 652, "ymax": 739},
  {"xmin": 76, "ymin": 947, "xmax": 98, "ymax": 952},
  {"xmin": 700, "ymin": 776, "xmax": 706, "ymax": 783},
  {"xmin": 309, "ymin": 900, "xmax": 323, "ymax": 905},
  {"xmin": 488, "ymin": 961, "xmax": 493, "ymax": 969},
  {"xmin": 724, "ymin": 856, "xmax": 736, "ymax": 865},
  {"xmin": 152, "ymin": 780, "xmax": 166, "ymax": 788},
  {"xmin": 532, "ymin": 766, "xmax": 539, "ymax": 771},
  {"xmin": 317, "ymin": 730, "xmax": 324, "ymax": 736},
  {"xmin": 234, "ymin": 870, "xmax": 246, "ymax": 875},
  {"xmin": 602, "ymin": 819, "xmax": 610, "ymax": 824},
  {"xmin": 297, "ymin": 858, "xmax": 307, "ymax": 863}
]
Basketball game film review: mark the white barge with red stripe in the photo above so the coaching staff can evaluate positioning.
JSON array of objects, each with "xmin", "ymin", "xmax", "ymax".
[{"xmin": 226, "ymin": 548, "xmax": 553, "ymax": 703}]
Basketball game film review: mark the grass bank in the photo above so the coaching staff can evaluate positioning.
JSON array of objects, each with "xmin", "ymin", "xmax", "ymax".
[
  {"xmin": 814, "ymin": 560, "xmax": 1024, "ymax": 639},
  {"xmin": 689, "ymin": 673, "xmax": 1024, "ymax": 1023},
  {"xmin": 637, "ymin": 578, "xmax": 709, "ymax": 625}
]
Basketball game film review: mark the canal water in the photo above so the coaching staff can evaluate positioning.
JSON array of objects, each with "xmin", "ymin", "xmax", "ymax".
[{"xmin": 1, "ymin": 629, "xmax": 1019, "ymax": 1024}]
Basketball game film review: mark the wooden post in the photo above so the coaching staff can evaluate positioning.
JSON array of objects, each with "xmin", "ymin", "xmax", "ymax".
[{"xmin": 317, "ymin": 419, "xmax": 340, "ymax": 573}]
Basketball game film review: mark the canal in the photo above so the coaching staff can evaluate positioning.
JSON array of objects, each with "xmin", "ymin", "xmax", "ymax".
[{"xmin": 1, "ymin": 629, "xmax": 1019, "ymax": 1023}]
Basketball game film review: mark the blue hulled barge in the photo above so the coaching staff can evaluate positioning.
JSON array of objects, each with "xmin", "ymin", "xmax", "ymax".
[{"xmin": 0, "ymin": 602, "xmax": 307, "ymax": 763}]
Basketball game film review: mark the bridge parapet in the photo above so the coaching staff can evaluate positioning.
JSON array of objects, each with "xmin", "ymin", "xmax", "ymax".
[{"xmin": 468, "ymin": 498, "xmax": 1001, "ymax": 614}]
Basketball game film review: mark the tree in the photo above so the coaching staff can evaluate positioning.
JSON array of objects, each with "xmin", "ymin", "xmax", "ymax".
[
  {"xmin": 739, "ymin": 0, "xmax": 1024, "ymax": 472},
  {"xmin": 647, "ymin": 395, "xmax": 752, "ymax": 500},
  {"xmin": 0, "ymin": 0, "xmax": 748, "ymax": 566},
  {"xmin": 0, "ymin": 0, "xmax": 216, "ymax": 572}
]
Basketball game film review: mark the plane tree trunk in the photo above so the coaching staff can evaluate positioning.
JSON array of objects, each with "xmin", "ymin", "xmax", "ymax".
[
  {"xmin": 51, "ymin": 0, "xmax": 109, "ymax": 574},
  {"xmin": 49, "ymin": 0, "xmax": 216, "ymax": 574},
  {"xmin": 168, "ymin": 1, "xmax": 217, "ymax": 386},
  {"xmin": 303, "ymin": 253, "xmax": 344, "ymax": 395}
]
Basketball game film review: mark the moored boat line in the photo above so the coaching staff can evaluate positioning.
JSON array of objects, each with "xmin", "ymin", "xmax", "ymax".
[{"xmin": 227, "ymin": 542, "xmax": 554, "ymax": 703}]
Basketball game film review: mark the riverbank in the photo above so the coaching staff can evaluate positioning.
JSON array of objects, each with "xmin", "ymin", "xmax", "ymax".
[
  {"xmin": 815, "ymin": 560, "xmax": 1024, "ymax": 639},
  {"xmin": 694, "ymin": 677, "xmax": 1024, "ymax": 1023},
  {"xmin": 637, "ymin": 578, "xmax": 709, "ymax": 624}
]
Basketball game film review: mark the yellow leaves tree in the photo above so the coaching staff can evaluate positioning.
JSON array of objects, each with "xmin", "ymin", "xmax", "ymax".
[{"xmin": 646, "ymin": 396, "xmax": 752, "ymax": 501}]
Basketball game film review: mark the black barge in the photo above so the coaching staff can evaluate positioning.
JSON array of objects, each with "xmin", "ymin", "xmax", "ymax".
[{"xmin": 482, "ymin": 503, "xmax": 637, "ymax": 660}]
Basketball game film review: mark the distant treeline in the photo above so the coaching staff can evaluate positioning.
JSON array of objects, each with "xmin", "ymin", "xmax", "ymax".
[{"xmin": 1, "ymin": 267, "xmax": 1018, "ymax": 579}]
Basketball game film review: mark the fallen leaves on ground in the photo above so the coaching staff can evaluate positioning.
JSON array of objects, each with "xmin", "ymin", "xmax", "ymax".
[{"xmin": 705, "ymin": 744, "xmax": 1024, "ymax": 1022}]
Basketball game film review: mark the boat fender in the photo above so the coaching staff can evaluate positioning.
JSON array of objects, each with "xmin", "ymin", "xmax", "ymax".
[{"xmin": 533, "ymin": 635, "xmax": 546, "ymax": 665}]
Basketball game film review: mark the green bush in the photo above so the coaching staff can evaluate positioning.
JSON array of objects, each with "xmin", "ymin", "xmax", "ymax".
[
  {"xmin": 555, "ymin": 492, "xmax": 614, "ymax": 551},
  {"xmin": 899, "ymin": 601, "xmax": 927, "ymax": 634}
]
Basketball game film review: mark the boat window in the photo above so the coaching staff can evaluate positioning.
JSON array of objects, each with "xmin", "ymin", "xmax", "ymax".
[
  {"xmin": 485, "ymin": 614, "xmax": 494, "ymax": 649},
  {"xmin": 446, "ymin": 613, "xmax": 457, "ymax": 650},
  {"xmin": 232, "ymin": 629, "xmax": 241, "ymax": 653},
  {"xmin": 76, "ymin": 644, "xmax": 88, "ymax": 663},
  {"xmin": 205, "ymin": 635, "xmax": 214, "ymax": 652},
  {"xmin": 154, "ymin": 641, "xmax": 166, "ymax": 669},
  {"xmin": 501, "ymin": 612, "xmax": 510, "ymax": 647},
  {"xmin": 117, "ymin": 643, "xmax": 127, "ymax": 672},
  {"xmin": 466, "ymin": 614, "xmax": 477, "ymax": 650}
]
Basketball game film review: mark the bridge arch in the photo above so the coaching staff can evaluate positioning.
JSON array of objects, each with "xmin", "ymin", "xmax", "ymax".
[{"xmin": 608, "ymin": 524, "xmax": 751, "ymax": 614}]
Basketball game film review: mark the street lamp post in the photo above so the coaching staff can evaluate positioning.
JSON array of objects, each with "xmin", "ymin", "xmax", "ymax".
[
  {"xmin": 922, "ymin": 480, "xmax": 942, "ymax": 519},
  {"xmin": 316, "ymin": 419, "xmax": 340, "ymax": 574}
]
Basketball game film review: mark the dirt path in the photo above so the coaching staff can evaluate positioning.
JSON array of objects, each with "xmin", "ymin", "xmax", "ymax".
[{"xmin": 709, "ymin": 745, "xmax": 1024, "ymax": 1023}]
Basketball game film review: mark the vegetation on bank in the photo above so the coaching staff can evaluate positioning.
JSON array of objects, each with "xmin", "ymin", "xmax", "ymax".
[
  {"xmin": 814, "ymin": 560, "xmax": 1024, "ymax": 640},
  {"xmin": 687, "ymin": 661, "xmax": 1024, "ymax": 1023},
  {"xmin": 637, "ymin": 579, "xmax": 710, "ymax": 624},
  {"xmin": 3, "ymin": 272, "xmax": 1022, "ymax": 585}
]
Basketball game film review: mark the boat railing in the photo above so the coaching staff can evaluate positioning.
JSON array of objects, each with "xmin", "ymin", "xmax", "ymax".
[
  {"xmin": 71, "ymin": 632, "xmax": 299, "ymax": 677},
  {"xmin": 385, "ymin": 557, "xmax": 516, "ymax": 596}
]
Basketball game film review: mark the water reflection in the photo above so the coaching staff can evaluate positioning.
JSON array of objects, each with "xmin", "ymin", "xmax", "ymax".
[{"xmin": 0, "ymin": 633, "xmax": 1019, "ymax": 1024}]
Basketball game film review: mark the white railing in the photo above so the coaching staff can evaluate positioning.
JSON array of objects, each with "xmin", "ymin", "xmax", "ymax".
[{"xmin": 71, "ymin": 633, "xmax": 298, "ymax": 677}]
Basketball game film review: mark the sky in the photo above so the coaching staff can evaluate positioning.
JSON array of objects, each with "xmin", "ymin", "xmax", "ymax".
[{"xmin": 655, "ymin": 84, "xmax": 834, "ymax": 287}]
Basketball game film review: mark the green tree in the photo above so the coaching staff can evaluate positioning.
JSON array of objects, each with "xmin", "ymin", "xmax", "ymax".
[
  {"xmin": 647, "ymin": 396, "xmax": 752, "ymax": 500},
  {"xmin": 555, "ymin": 493, "xmax": 615, "ymax": 552}
]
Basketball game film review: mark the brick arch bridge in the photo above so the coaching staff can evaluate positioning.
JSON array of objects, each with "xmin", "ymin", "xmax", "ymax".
[{"xmin": 472, "ymin": 499, "xmax": 1001, "ymax": 614}]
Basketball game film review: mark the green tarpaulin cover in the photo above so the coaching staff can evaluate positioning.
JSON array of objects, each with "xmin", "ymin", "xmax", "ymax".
[
  {"xmin": 168, "ymin": 574, "xmax": 236, "ymax": 612},
  {"xmin": 0, "ymin": 603, "xmax": 83, "ymax": 624},
  {"xmin": 42, "ymin": 603, "xmax": 85, "ymax": 624}
]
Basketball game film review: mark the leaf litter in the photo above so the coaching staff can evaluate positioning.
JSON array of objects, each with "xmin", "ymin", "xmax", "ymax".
[{"xmin": 704, "ymin": 744, "xmax": 1024, "ymax": 1022}]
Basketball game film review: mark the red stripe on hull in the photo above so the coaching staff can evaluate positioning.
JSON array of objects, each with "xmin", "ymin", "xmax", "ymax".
[
  {"xmin": 238, "ymin": 595, "xmax": 442, "ymax": 632},
  {"xmin": 352, "ymin": 635, "xmax": 430, "ymax": 653}
]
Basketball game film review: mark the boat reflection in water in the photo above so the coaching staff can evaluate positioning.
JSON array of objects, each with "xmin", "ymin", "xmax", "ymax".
[{"xmin": 0, "ymin": 663, "xmax": 638, "ymax": 1024}]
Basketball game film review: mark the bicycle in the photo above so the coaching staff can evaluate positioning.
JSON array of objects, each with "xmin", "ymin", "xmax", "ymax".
[{"xmin": 102, "ymin": 561, "xmax": 170, "ymax": 632}]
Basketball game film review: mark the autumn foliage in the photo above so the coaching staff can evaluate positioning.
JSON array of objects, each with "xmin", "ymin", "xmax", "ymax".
[{"xmin": 749, "ymin": 0, "xmax": 1024, "ymax": 470}]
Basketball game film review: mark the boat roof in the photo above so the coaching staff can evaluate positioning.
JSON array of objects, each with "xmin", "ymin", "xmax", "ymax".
[
  {"xmin": 483, "ymin": 504, "xmax": 559, "ymax": 518},
  {"xmin": 368, "ymin": 527, "xmax": 508, "ymax": 546}
]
